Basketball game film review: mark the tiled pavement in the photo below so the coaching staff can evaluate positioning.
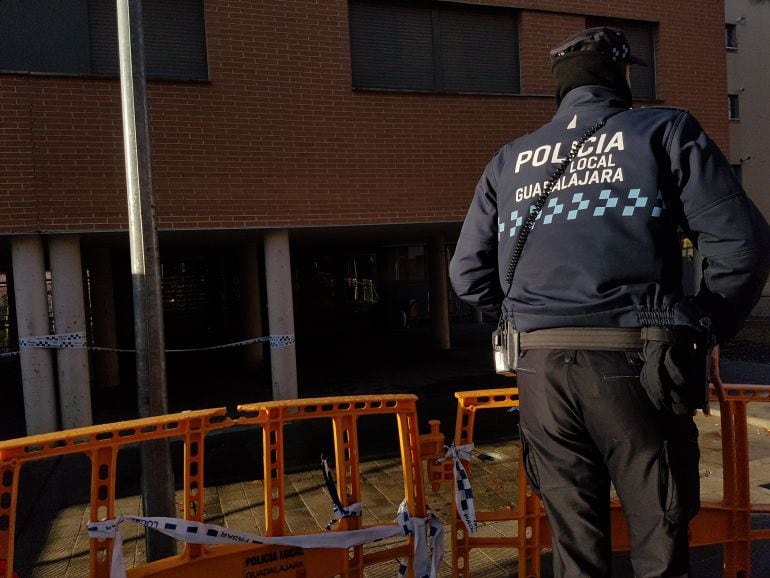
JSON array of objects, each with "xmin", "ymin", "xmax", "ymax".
[
  {"xmin": 8, "ymin": 316, "xmax": 770, "ymax": 577},
  {"xmin": 11, "ymin": 405, "xmax": 770, "ymax": 577}
]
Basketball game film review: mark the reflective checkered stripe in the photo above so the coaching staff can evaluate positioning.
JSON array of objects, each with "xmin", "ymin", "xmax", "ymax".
[{"xmin": 438, "ymin": 444, "xmax": 477, "ymax": 533}]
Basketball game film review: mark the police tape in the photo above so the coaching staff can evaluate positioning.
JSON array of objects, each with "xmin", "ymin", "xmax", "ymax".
[
  {"xmin": 2, "ymin": 332, "xmax": 295, "ymax": 357},
  {"xmin": 321, "ymin": 455, "xmax": 363, "ymax": 529},
  {"xmin": 436, "ymin": 443, "xmax": 477, "ymax": 533},
  {"xmin": 88, "ymin": 499, "xmax": 443, "ymax": 578},
  {"xmin": 318, "ymin": 455, "xmax": 443, "ymax": 577},
  {"xmin": 1, "ymin": 332, "xmax": 90, "ymax": 358},
  {"xmin": 396, "ymin": 502, "xmax": 444, "ymax": 578},
  {"xmin": 18, "ymin": 332, "xmax": 87, "ymax": 348}
]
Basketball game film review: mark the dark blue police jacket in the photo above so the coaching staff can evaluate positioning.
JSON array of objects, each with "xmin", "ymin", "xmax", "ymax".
[{"xmin": 450, "ymin": 85, "xmax": 770, "ymax": 342}]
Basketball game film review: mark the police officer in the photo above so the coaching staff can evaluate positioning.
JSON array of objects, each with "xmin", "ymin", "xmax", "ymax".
[{"xmin": 450, "ymin": 27, "xmax": 770, "ymax": 577}]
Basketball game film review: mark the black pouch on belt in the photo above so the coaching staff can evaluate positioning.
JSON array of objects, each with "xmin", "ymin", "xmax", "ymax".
[{"xmin": 639, "ymin": 325, "xmax": 712, "ymax": 416}]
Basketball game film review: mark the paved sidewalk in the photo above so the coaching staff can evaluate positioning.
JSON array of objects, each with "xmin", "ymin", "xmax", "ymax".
[
  {"xmin": 12, "ymin": 404, "xmax": 770, "ymax": 577},
  {"xmin": 9, "ymin": 319, "xmax": 770, "ymax": 577}
]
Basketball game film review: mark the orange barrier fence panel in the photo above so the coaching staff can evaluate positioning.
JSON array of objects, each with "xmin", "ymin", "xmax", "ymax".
[
  {"xmin": 7, "ymin": 385, "xmax": 765, "ymax": 578},
  {"xmin": 698, "ymin": 384, "xmax": 770, "ymax": 577},
  {"xmin": 421, "ymin": 420, "xmax": 448, "ymax": 493},
  {"xmin": 234, "ymin": 395, "xmax": 429, "ymax": 578},
  {"xmin": 0, "ymin": 395, "xmax": 437, "ymax": 578},
  {"xmin": 443, "ymin": 384, "xmax": 770, "ymax": 578},
  {"xmin": 443, "ymin": 388, "xmax": 549, "ymax": 578},
  {"xmin": 0, "ymin": 408, "xmax": 232, "ymax": 578}
]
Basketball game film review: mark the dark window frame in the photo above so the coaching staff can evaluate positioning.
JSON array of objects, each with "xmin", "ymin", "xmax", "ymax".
[
  {"xmin": 348, "ymin": 0, "xmax": 521, "ymax": 95},
  {"xmin": 728, "ymin": 94, "xmax": 740, "ymax": 121},
  {"xmin": 0, "ymin": 0, "xmax": 209, "ymax": 81},
  {"xmin": 725, "ymin": 23, "xmax": 738, "ymax": 51},
  {"xmin": 586, "ymin": 17, "xmax": 657, "ymax": 101}
]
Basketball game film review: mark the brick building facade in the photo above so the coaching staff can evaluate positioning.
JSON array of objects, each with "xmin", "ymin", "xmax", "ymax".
[{"xmin": 0, "ymin": 1, "xmax": 729, "ymax": 435}]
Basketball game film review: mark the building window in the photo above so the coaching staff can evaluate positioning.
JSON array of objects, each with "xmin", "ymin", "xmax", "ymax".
[
  {"xmin": 725, "ymin": 23, "xmax": 738, "ymax": 50},
  {"xmin": 729, "ymin": 94, "xmax": 740, "ymax": 120},
  {"xmin": 0, "ymin": 0, "xmax": 208, "ymax": 80},
  {"xmin": 348, "ymin": 0, "xmax": 520, "ymax": 94},
  {"xmin": 587, "ymin": 18, "xmax": 656, "ymax": 100}
]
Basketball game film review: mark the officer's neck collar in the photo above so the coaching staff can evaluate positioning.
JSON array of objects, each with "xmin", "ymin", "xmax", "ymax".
[{"xmin": 553, "ymin": 85, "xmax": 630, "ymax": 120}]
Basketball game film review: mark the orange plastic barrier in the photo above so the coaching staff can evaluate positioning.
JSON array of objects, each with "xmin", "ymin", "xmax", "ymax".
[
  {"xmin": 232, "ymin": 395, "xmax": 429, "ymax": 578},
  {"xmin": 0, "ymin": 408, "xmax": 232, "ymax": 578},
  {"xmin": 441, "ymin": 385, "xmax": 770, "ymax": 578},
  {"xmin": 3, "ymin": 386, "xmax": 766, "ymax": 577},
  {"xmin": 0, "ymin": 395, "xmax": 434, "ymax": 578}
]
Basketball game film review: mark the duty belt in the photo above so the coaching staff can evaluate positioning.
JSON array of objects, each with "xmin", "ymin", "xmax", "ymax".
[{"xmin": 519, "ymin": 327, "xmax": 647, "ymax": 351}]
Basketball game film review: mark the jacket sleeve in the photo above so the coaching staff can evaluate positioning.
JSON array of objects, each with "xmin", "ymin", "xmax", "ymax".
[
  {"xmin": 669, "ymin": 112, "xmax": 770, "ymax": 342},
  {"xmin": 449, "ymin": 152, "xmax": 505, "ymax": 314}
]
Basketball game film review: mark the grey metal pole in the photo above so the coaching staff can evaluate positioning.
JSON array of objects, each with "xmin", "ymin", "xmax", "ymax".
[{"xmin": 116, "ymin": 0, "xmax": 176, "ymax": 561}]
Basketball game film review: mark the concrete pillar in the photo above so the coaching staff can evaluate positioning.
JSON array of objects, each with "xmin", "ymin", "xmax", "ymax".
[
  {"xmin": 11, "ymin": 236, "xmax": 58, "ymax": 434},
  {"xmin": 89, "ymin": 247, "xmax": 120, "ymax": 388},
  {"xmin": 263, "ymin": 230, "xmax": 298, "ymax": 400},
  {"xmin": 4, "ymin": 268, "xmax": 19, "ymax": 349},
  {"xmin": 428, "ymin": 234, "xmax": 451, "ymax": 350},
  {"xmin": 49, "ymin": 235, "xmax": 93, "ymax": 429},
  {"xmin": 239, "ymin": 243, "xmax": 265, "ymax": 370}
]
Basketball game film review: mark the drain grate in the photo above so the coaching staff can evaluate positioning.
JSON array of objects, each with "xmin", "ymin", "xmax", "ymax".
[{"xmin": 477, "ymin": 451, "xmax": 505, "ymax": 462}]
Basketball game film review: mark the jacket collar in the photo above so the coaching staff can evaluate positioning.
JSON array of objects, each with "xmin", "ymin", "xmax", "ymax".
[{"xmin": 553, "ymin": 85, "xmax": 630, "ymax": 121}]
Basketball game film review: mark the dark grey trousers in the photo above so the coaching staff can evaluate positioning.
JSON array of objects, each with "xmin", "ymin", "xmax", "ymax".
[{"xmin": 516, "ymin": 349, "xmax": 700, "ymax": 578}]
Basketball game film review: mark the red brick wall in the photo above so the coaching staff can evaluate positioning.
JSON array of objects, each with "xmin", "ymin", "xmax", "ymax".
[{"xmin": 0, "ymin": 0, "xmax": 727, "ymax": 233}]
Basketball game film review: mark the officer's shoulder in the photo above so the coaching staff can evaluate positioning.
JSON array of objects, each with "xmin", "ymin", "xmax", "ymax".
[
  {"xmin": 495, "ymin": 131, "xmax": 536, "ymax": 156},
  {"xmin": 631, "ymin": 105, "xmax": 689, "ymax": 117},
  {"xmin": 638, "ymin": 105, "xmax": 688, "ymax": 112}
]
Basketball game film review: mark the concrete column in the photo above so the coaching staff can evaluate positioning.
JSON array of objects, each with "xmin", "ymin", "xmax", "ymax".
[
  {"xmin": 89, "ymin": 247, "xmax": 121, "ymax": 388},
  {"xmin": 263, "ymin": 230, "xmax": 298, "ymax": 400},
  {"xmin": 11, "ymin": 236, "xmax": 58, "ymax": 434},
  {"xmin": 4, "ymin": 269, "xmax": 18, "ymax": 349},
  {"xmin": 428, "ymin": 234, "xmax": 451, "ymax": 350},
  {"xmin": 239, "ymin": 243, "xmax": 265, "ymax": 370},
  {"xmin": 49, "ymin": 235, "xmax": 93, "ymax": 429}
]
